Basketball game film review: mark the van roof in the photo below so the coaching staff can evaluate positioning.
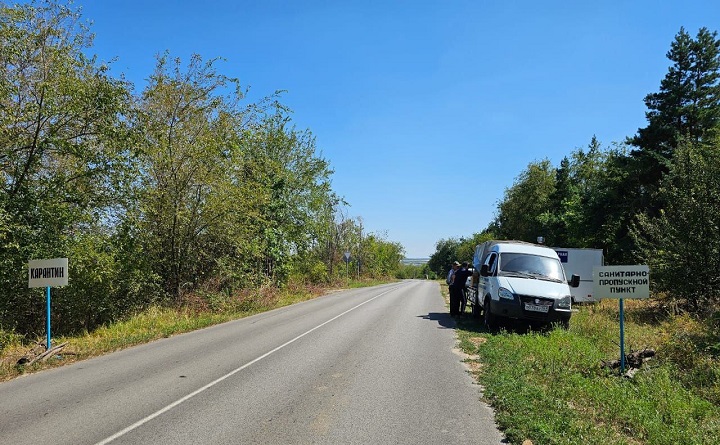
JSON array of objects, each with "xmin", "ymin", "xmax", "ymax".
[{"xmin": 491, "ymin": 242, "xmax": 560, "ymax": 258}]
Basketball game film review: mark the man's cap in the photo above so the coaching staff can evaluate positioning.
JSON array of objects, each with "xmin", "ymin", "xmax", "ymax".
[{"xmin": 453, "ymin": 261, "xmax": 461, "ymax": 266}]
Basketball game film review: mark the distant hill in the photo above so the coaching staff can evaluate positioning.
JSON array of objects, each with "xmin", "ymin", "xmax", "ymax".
[{"xmin": 401, "ymin": 258, "xmax": 429, "ymax": 266}]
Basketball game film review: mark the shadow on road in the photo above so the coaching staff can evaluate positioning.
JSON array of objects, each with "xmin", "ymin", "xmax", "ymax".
[{"xmin": 417, "ymin": 312, "xmax": 457, "ymax": 329}]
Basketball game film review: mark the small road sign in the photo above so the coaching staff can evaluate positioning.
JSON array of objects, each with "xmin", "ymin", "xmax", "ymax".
[
  {"xmin": 29, "ymin": 258, "xmax": 69, "ymax": 288},
  {"xmin": 592, "ymin": 265, "xmax": 649, "ymax": 299}
]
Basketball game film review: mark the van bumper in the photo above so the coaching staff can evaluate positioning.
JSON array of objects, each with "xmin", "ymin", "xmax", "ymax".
[{"xmin": 489, "ymin": 296, "xmax": 571, "ymax": 323}]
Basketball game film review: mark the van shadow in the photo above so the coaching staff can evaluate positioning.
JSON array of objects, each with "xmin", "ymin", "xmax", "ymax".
[{"xmin": 419, "ymin": 312, "xmax": 555, "ymax": 335}]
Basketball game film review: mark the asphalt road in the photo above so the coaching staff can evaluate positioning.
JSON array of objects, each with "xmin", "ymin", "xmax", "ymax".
[{"xmin": 0, "ymin": 280, "xmax": 505, "ymax": 444}]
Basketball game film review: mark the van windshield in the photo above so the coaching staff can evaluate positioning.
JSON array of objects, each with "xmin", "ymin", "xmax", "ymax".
[{"xmin": 499, "ymin": 253, "xmax": 565, "ymax": 282}]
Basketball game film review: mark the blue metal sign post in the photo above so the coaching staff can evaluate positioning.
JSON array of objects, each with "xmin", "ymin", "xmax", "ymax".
[
  {"xmin": 46, "ymin": 286, "xmax": 52, "ymax": 350},
  {"xmin": 619, "ymin": 298, "xmax": 625, "ymax": 373}
]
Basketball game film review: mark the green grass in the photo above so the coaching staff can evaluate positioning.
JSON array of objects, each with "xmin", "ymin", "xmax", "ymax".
[{"xmin": 451, "ymin": 296, "xmax": 720, "ymax": 445}]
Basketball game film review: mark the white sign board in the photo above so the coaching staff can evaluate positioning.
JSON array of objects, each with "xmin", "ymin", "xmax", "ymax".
[
  {"xmin": 592, "ymin": 265, "xmax": 649, "ymax": 299},
  {"xmin": 553, "ymin": 247, "xmax": 604, "ymax": 302},
  {"xmin": 28, "ymin": 258, "xmax": 69, "ymax": 288}
]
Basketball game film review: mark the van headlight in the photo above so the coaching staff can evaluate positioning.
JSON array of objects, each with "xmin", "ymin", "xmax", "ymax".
[
  {"xmin": 557, "ymin": 296, "xmax": 572, "ymax": 309},
  {"xmin": 498, "ymin": 287, "xmax": 514, "ymax": 300}
]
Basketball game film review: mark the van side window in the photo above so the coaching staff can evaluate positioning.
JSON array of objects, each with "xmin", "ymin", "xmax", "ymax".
[{"xmin": 485, "ymin": 253, "xmax": 498, "ymax": 275}]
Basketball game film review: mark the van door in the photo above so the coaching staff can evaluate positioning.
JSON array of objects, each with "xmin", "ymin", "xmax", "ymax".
[{"xmin": 481, "ymin": 252, "xmax": 498, "ymax": 302}]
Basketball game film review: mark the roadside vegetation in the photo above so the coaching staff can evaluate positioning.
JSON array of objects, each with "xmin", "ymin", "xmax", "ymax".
[{"xmin": 440, "ymin": 286, "xmax": 720, "ymax": 445}]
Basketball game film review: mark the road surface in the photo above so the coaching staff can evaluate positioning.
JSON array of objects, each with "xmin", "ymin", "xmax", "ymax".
[{"xmin": 0, "ymin": 280, "xmax": 504, "ymax": 444}]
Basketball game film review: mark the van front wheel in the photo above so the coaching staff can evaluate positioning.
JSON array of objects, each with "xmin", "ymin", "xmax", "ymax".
[{"xmin": 471, "ymin": 300, "xmax": 481, "ymax": 319}]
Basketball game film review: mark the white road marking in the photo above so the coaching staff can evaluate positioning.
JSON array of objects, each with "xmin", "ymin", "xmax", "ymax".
[{"xmin": 95, "ymin": 286, "xmax": 399, "ymax": 445}]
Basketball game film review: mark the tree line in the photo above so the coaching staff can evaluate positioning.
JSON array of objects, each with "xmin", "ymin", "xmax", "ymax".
[
  {"xmin": 0, "ymin": 1, "xmax": 404, "ymax": 337},
  {"xmin": 429, "ymin": 26, "xmax": 720, "ymax": 314}
]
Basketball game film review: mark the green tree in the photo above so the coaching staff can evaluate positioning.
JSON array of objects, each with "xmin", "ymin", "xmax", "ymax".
[
  {"xmin": 428, "ymin": 231, "xmax": 493, "ymax": 277},
  {"xmin": 542, "ymin": 136, "xmax": 613, "ymax": 249},
  {"xmin": 632, "ymin": 139, "xmax": 720, "ymax": 312},
  {"xmin": 238, "ymin": 110, "xmax": 337, "ymax": 284},
  {"xmin": 428, "ymin": 237, "xmax": 462, "ymax": 278},
  {"xmin": 563, "ymin": 143, "xmax": 639, "ymax": 263},
  {"xmin": 541, "ymin": 156, "xmax": 575, "ymax": 246},
  {"xmin": 134, "ymin": 52, "xmax": 341, "ymax": 297},
  {"xmin": 631, "ymin": 28, "xmax": 720, "ymax": 157},
  {"xmin": 455, "ymin": 232, "xmax": 494, "ymax": 266},
  {"xmin": 494, "ymin": 159, "xmax": 556, "ymax": 242},
  {"xmin": 133, "ymin": 53, "xmax": 249, "ymax": 300},
  {"xmin": 307, "ymin": 209, "xmax": 361, "ymax": 280},
  {"xmin": 0, "ymin": 1, "xmax": 131, "ymax": 334},
  {"xmin": 629, "ymin": 27, "xmax": 720, "ymax": 208},
  {"xmin": 361, "ymin": 234, "xmax": 404, "ymax": 278}
]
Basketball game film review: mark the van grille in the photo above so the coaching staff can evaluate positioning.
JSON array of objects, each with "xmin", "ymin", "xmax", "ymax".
[{"xmin": 518, "ymin": 295, "xmax": 554, "ymax": 319}]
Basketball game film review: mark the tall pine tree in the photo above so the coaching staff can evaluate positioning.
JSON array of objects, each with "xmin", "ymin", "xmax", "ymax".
[{"xmin": 630, "ymin": 27, "xmax": 720, "ymax": 190}]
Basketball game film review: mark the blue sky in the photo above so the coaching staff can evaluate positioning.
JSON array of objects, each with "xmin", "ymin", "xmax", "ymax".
[{"xmin": 78, "ymin": 0, "xmax": 720, "ymax": 258}]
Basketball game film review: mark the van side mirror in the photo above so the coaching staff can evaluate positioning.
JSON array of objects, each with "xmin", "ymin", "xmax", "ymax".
[
  {"xmin": 480, "ymin": 264, "xmax": 489, "ymax": 277},
  {"xmin": 569, "ymin": 274, "xmax": 580, "ymax": 288}
]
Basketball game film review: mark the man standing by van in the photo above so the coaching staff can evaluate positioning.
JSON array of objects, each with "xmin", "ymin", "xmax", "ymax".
[
  {"xmin": 451, "ymin": 262, "xmax": 472, "ymax": 316},
  {"xmin": 450, "ymin": 261, "xmax": 467, "ymax": 316},
  {"xmin": 447, "ymin": 261, "xmax": 460, "ymax": 315},
  {"xmin": 446, "ymin": 261, "xmax": 458, "ymax": 286}
]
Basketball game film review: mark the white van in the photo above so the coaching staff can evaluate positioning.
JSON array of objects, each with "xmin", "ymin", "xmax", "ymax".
[{"xmin": 470, "ymin": 241, "xmax": 580, "ymax": 328}]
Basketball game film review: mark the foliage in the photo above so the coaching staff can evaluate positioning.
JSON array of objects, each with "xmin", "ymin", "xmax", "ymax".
[
  {"xmin": 625, "ymin": 26, "xmax": 720, "ymax": 247},
  {"xmin": 132, "ymin": 53, "xmax": 247, "ymax": 300},
  {"xmin": 0, "ymin": 0, "xmax": 132, "ymax": 334},
  {"xmin": 494, "ymin": 159, "xmax": 556, "ymax": 242},
  {"xmin": 632, "ymin": 139, "xmax": 720, "ymax": 311},
  {"xmin": 427, "ymin": 237, "xmax": 461, "ymax": 277},
  {"xmin": 238, "ymin": 110, "xmax": 338, "ymax": 285},
  {"xmin": 359, "ymin": 234, "xmax": 404, "ymax": 278},
  {"xmin": 428, "ymin": 231, "xmax": 494, "ymax": 277},
  {"xmin": 395, "ymin": 263, "xmax": 434, "ymax": 280},
  {"xmin": 541, "ymin": 137, "xmax": 606, "ymax": 247},
  {"xmin": 629, "ymin": 27, "xmax": 720, "ymax": 183}
]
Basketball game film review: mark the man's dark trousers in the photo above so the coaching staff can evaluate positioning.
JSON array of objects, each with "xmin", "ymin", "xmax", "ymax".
[{"xmin": 450, "ymin": 285, "xmax": 463, "ymax": 315}]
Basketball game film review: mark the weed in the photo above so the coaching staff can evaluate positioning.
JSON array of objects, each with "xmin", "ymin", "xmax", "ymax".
[{"xmin": 455, "ymin": 297, "xmax": 720, "ymax": 444}]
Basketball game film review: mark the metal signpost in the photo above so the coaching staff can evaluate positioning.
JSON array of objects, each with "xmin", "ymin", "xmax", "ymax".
[
  {"xmin": 592, "ymin": 265, "xmax": 650, "ymax": 373},
  {"xmin": 344, "ymin": 251, "xmax": 351, "ymax": 280},
  {"xmin": 28, "ymin": 258, "xmax": 69, "ymax": 350}
]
